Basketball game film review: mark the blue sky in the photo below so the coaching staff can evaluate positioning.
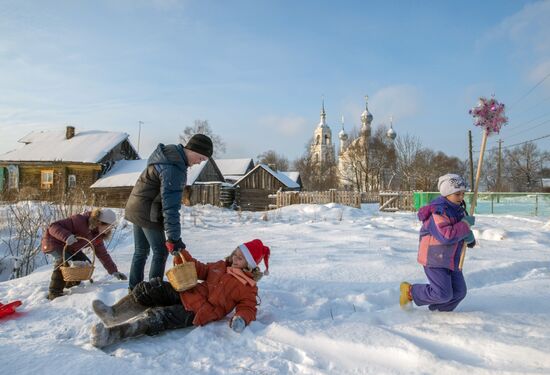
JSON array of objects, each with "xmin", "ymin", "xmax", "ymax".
[{"xmin": 1, "ymin": 0, "xmax": 549, "ymax": 162}]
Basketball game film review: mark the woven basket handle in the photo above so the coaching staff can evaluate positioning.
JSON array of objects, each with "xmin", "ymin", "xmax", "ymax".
[
  {"xmin": 62, "ymin": 236, "xmax": 96, "ymax": 267},
  {"xmin": 174, "ymin": 251, "xmax": 187, "ymax": 265}
]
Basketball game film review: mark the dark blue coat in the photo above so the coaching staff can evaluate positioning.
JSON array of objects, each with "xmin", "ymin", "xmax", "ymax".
[{"xmin": 125, "ymin": 143, "xmax": 188, "ymax": 241}]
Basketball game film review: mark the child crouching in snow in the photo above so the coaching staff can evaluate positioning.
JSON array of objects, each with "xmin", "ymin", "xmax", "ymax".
[
  {"xmin": 400, "ymin": 174, "xmax": 476, "ymax": 312},
  {"xmin": 91, "ymin": 239, "xmax": 270, "ymax": 348}
]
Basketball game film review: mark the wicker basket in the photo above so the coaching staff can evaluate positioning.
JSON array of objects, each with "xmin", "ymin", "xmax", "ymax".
[
  {"xmin": 166, "ymin": 252, "xmax": 197, "ymax": 292},
  {"xmin": 60, "ymin": 236, "xmax": 96, "ymax": 282}
]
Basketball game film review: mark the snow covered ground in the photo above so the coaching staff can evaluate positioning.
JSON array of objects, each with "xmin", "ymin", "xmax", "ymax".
[{"xmin": 1, "ymin": 203, "xmax": 549, "ymax": 374}]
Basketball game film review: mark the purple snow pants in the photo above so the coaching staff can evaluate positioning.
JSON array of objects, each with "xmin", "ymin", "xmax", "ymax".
[{"xmin": 411, "ymin": 267, "xmax": 467, "ymax": 311}]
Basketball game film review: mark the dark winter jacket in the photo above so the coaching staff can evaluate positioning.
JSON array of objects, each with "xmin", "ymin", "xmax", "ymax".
[
  {"xmin": 125, "ymin": 144, "xmax": 188, "ymax": 241},
  {"xmin": 175, "ymin": 250, "xmax": 258, "ymax": 327},
  {"xmin": 417, "ymin": 196, "xmax": 471, "ymax": 271},
  {"xmin": 41, "ymin": 211, "xmax": 118, "ymax": 274}
]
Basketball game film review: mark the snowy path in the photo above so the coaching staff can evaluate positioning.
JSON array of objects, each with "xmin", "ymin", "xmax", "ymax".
[{"xmin": 1, "ymin": 204, "xmax": 549, "ymax": 374}]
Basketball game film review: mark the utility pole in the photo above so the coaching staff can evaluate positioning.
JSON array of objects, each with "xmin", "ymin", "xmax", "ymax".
[
  {"xmin": 468, "ymin": 130, "xmax": 474, "ymax": 189},
  {"xmin": 138, "ymin": 121, "xmax": 144, "ymax": 155},
  {"xmin": 496, "ymin": 138, "xmax": 502, "ymax": 202}
]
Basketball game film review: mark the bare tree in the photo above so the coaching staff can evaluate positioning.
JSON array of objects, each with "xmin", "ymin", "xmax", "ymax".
[
  {"xmin": 394, "ymin": 133, "xmax": 423, "ymax": 190},
  {"xmin": 292, "ymin": 139, "xmax": 338, "ymax": 191},
  {"xmin": 257, "ymin": 150, "xmax": 289, "ymax": 171},
  {"xmin": 505, "ymin": 142, "xmax": 549, "ymax": 192},
  {"xmin": 179, "ymin": 119, "xmax": 226, "ymax": 157}
]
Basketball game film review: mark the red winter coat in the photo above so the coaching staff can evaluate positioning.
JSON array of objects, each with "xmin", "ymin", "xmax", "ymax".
[
  {"xmin": 41, "ymin": 212, "xmax": 118, "ymax": 275},
  {"xmin": 176, "ymin": 250, "xmax": 258, "ymax": 327}
]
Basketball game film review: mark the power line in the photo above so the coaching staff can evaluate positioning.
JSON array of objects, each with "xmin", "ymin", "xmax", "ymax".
[
  {"xmin": 508, "ymin": 71, "xmax": 550, "ymax": 111},
  {"xmin": 501, "ymin": 118, "xmax": 550, "ymax": 141},
  {"xmin": 475, "ymin": 133, "xmax": 550, "ymax": 153}
]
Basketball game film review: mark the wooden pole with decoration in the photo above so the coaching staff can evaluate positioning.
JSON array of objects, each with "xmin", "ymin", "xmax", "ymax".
[{"xmin": 459, "ymin": 96, "xmax": 508, "ymax": 269}]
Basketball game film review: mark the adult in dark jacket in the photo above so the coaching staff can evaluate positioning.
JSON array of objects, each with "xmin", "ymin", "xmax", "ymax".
[
  {"xmin": 42, "ymin": 208, "xmax": 126, "ymax": 300},
  {"xmin": 125, "ymin": 134, "xmax": 213, "ymax": 290}
]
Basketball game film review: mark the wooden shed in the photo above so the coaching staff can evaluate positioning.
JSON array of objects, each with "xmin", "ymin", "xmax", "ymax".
[
  {"xmin": 233, "ymin": 164, "xmax": 301, "ymax": 211},
  {"xmin": 214, "ymin": 158, "xmax": 255, "ymax": 184},
  {"xmin": 90, "ymin": 158, "xmax": 228, "ymax": 208},
  {"xmin": 0, "ymin": 126, "xmax": 138, "ymax": 203}
]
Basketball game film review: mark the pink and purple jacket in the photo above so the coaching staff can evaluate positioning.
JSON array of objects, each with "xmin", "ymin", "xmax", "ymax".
[{"xmin": 417, "ymin": 196, "xmax": 471, "ymax": 271}]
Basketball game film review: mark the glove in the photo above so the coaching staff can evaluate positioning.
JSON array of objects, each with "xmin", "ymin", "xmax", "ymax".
[
  {"xmin": 165, "ymin": 238, "xmax": 186, "ymax": 255},
  {"xmin": 467, "ymin": 239, "xmax": 476, "ymax": 248},
  {"xmin": 65, "ymin": 234, "xmax": 78, "ymax": 246},
  {"xmin": 112, "ymin": 271, "xmax": 127, "ymax": 280},
  {"xmin": 461, "ymin": 215, "xmax": 475, "ymax": 227},
  {"xmin": 230, "ymin": 316, "xmax": 246, "ymax": 333},
  {"xmin": 463, "ymin": 231, "xmax": 475, "ymax": 246}
]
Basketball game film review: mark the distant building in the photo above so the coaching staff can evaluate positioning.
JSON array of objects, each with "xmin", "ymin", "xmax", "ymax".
[
  {"xmin": 309, "ymin": 100, "xmax": 336, "ymax": 167},
  {"xmin": 0, "ymin": 126, "xmax": 138, "ymax": 202},
  {"xmin": 309, "ymin": 96, "xmax": 397, "ymax": 191},
  {"xmin": 90, "ymin": 158, "xmax": 226, "ymax": 207},
  {"xmin": 214, "ymin": 158, "xmax": 255, "ymax": 184},
  {"xmin": 233, "ymin": 164, "xmax": 300, "ymax": 211}
]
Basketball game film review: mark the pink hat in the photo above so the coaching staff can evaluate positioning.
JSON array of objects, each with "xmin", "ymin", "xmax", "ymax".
[{"xmin": 238, "ymin": 239, "xmax": 270, "ymax": 274}]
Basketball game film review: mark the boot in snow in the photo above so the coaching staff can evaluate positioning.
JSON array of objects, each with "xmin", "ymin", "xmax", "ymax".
[
  {"xmin": 48, "ymin": 259, "xmax": 66, "ymax": 300},
  {"xmin": 92, "ymin": 294, "xmax": 147, "ymax": 327},
  {"xmin": 91, "ymin": 309, "xmax": 163, "ymax": 348},
  {"xmin": 400, "ymin": 282, "xmax": 413, "ymax": 307}
]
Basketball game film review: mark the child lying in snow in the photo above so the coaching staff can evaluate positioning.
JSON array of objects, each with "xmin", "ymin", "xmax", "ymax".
[{"xmin": 91, "ymin": 239, "xmax": 270, "ymax": 348}]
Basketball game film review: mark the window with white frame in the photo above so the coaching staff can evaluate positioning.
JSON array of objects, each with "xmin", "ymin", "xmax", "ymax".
[
  {"xmin": 7, "ymin": 165, "xmax": 18, "ymax": 190},
  {"xmin": 68, "ymin": 174, "xmax": 76, "ymax": 188},
  {"xmin": 41, "ymin": 170, "xmax": 54, "ymax": 189}
]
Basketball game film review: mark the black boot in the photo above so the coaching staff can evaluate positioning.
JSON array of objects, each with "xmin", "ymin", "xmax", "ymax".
[
  {"xmin": 48, "ymin": 259, "xmax": 66, "ymax": 300},
  {"xmin": 92, "ymin": 294, "xmax": 147, "ymax": 327}
]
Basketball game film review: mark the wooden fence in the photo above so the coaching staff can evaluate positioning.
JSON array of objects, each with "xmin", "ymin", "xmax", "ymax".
[
  {"xmin": 269, "ymin": 189, "xmax": 362, "ymax": 209},
  {"xmin": 379, "ymin": 191, "xmax": 414, "ymax": 212}
]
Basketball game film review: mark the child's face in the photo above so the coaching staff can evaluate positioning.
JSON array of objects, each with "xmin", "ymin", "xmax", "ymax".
[
  {"xmin": 232, "ymin": 248, "xmax": 248, "ymax": 269},
  {"xmin": 446, "ymin": 191, "xmax": 465, "ymax": 204}
]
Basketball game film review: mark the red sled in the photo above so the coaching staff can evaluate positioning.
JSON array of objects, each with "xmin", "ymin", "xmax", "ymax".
[{"xmin": 0, "ymin": 301, "xmax": 22, "ymax": 319}]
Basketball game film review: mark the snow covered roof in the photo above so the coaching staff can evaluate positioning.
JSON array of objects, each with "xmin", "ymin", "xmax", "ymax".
[
  {"xmin": 214, "ymin": 158, "xmax": 254, "ymax": 176},
  {"xmin": 280, "ymin": 171, "xmax": 301, "ymax": 183},
  {"xmin": 90, "ymin": 159, "xmax": 210, "ymax": 188},
  {"xmin": 90, "ymin": 160, "xmax": 147, "ymax": 188},
  {"xmin": 0, "ymin": 129, "xmax": 131, "ymax": 163},
  {"xmin": 234, "ymin": 164, "xmax": 300, "ymax": 189}
]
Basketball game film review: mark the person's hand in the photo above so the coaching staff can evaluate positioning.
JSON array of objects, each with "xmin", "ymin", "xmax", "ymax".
[
  {"xmin": 230, "ymin": 316, "xmax": 246, "ymax": 333},
  {"xmin": 112, "ymin": 272, "xmax": 127, "ymax": 280},
  {"xmin": 65, "ymin": 234, "xmax": 78, "ymax": 246},
  {"xmin": 461, "ymin": 215, "xmax": 475, "ymax": 227},
  {"xmin": 463, "ymin": 231, "xmax": 475, "ymax": 247},
  {"xmin": 165, "ymin": 239, "xmax": 186, "ymax": 255}
]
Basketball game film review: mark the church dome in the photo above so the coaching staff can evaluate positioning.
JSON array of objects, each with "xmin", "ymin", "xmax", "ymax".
[{"xmin": 386, "ymin": 126, "xmax": 397, "ymax": 140}]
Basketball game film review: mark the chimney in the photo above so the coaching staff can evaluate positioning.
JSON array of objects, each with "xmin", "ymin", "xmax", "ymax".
[{"xmin": 66, "ymin": 126, "xmax": 75, "ymax": 140}]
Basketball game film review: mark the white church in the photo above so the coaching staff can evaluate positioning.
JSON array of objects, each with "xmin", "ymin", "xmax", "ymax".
[{"xmin": 309, "ymin": 96, "xmax": 397, "ymax": 191}]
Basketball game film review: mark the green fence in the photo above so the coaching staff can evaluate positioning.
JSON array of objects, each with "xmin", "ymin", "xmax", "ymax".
[{"xmin": 413, "ymin": 192, "xmax": 550, "ymax": 217}]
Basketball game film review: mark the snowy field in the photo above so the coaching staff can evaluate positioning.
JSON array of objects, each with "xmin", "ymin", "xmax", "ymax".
[{"xmin": 1, "ymin": 203, "xmax": 549, "ymax": 374}]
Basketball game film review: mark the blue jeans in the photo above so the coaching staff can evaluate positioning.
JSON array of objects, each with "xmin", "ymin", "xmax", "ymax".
[
  {"xmin": 411, "ymin": 267, "xmax": 467, "ymax": 312},
  {"xmin": 129, "ymin": 225, "xmax": 168, "ymax": 290}
]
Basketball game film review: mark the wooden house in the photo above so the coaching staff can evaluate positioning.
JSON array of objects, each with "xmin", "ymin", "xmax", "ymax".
[
  {"xmin": 214, "ymin": 158, "xmax": 255, "ymax": 184},
  {"xmin": 0, "ymin": 126, "xmax": 138, "ymax": 203},
  {"xmin": 90, "ymin": 158, "xmax": 228, "ymax": 208},
  {"xmin": 233, "ymin": 164, "xmax": 301, "ymax": 211},
  {"xmin": 280, "ymin": 171, "xmax": 303, "ymax": 189}
]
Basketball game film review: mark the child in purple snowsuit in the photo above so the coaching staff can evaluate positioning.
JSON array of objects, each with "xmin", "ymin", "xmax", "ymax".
[{"xmin": 400, "ymin": 174, "xmax": 476, "ymax": 311}]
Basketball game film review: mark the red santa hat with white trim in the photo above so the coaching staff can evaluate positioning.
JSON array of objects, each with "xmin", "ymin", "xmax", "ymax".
[{"xmin": 238, "ymin": 239, "xmax": 270, "ymax": 274}]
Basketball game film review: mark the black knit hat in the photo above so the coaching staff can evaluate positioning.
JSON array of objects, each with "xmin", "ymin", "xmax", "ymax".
[{"xmin": 184, "ymin": 134, "xmax": 213, "ymax": 158}]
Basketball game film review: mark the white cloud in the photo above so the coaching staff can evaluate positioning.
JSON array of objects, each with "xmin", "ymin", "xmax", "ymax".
[
  {"xmin": 479, "ymin": 1, "xmax": 550, "ymax": 90},
  {"xmin": 259, "ymin": 115, "xmax": 308, "ymax": 137},
  {"xmin": 369, "ymin": 84, "xmax": 422, "ymax": 126}
]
